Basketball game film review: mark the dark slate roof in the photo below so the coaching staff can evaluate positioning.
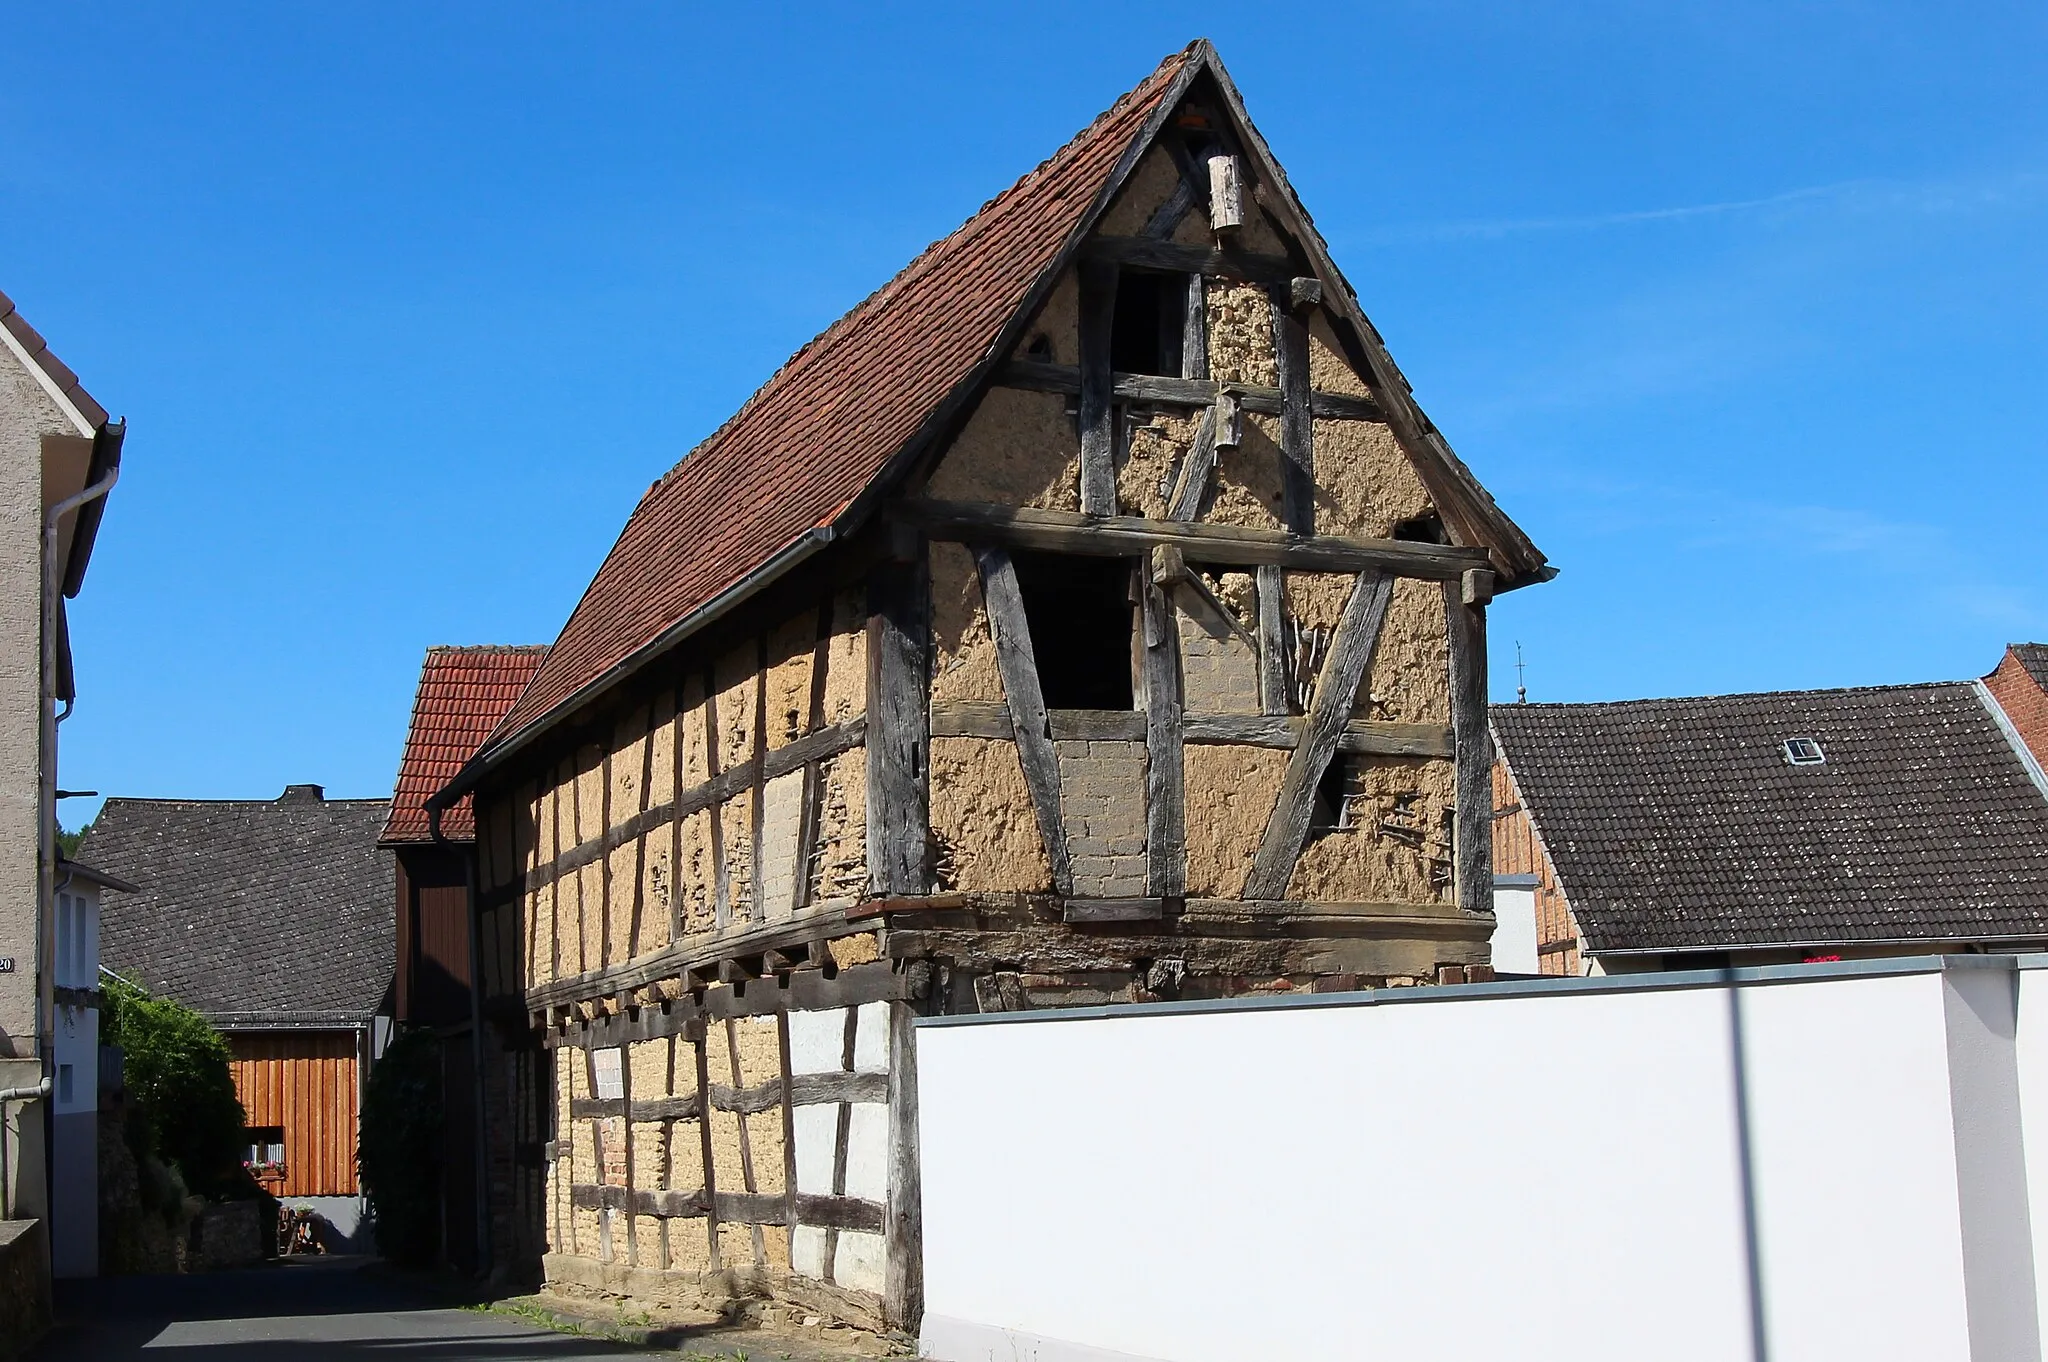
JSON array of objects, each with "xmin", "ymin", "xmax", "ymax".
[
  {"xmin": 1490, "ymin": 683, "xmax": 2048, "ymax": 954},
  {"xmin": 81, "ymin": 787, "xmax": 394, "ymax": 1026},
  {"xmin": 2016, "ymin": 644, "xmax": 2048, "ymax": 692}
]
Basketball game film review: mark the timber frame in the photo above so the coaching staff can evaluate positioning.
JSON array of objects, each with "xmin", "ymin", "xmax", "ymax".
[{"xmin": 437, "ymin": 37, "xmax": 1544, "ymax": 1344}]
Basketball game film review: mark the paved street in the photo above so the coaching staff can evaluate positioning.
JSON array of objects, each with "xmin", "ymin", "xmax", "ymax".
[{"xmin": 33, "ymin": 1258, "xmax": 658, "ymax": 1361}]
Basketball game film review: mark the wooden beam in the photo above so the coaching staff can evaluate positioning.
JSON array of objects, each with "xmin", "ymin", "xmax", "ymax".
[
  {"xmin": 569, "ymin": 1183, "xmax": 885, "ymax": 1234},
  {"xmin": 894, "ymin": 500, "xmax": 1489, "ymax": 580},
  {"xmin": 749, "ymin": 635, "xmax": 768, "ymax": 921},
  {"xmin": 1081, "ymin": 235, "xmax": 1291, "ymax": 286},
  {"xmin": 1256, "ymin": 565, "xmax": 1288, "ymax": 716},
  {"xmin": 1184, "ymin": 712, "xmax": 1453, "ymax": 758},
  {"xmin": 1289, "ymin": 276, "xmax": 1323, "ymax": 309},
  {"xmin": 1182, "ymin": 274, "xmax": 1208, "ymax": 381},
  {"xmin": 1164, "ymin": 405, "xmax": 1219, "ymax": 523},
  {"xmin": 792, "ymin": 601, "xmax": 834, "ymax": 912},
  {"xmin": 883, "ymin": 1000, "xmax": 924, "ymax": 1333},
  {"xmin": 1214, "ymin": 390, "xmax": 1242, "ymax": 449},
  {"xmin": 1142, "ymin": 553, "xmax": 1186, "ymax": 899},
  {"xmin": 928, "ymin": 701, "xmax": 1452, "ymax": 759},
  {"xmin": 1207, "ymin": 154, "xmax": 1245, "ymax": 232},
  {"xmin": 1444, "ymin": 581, "xmax": 1493, "ymax": 916},
  {"xmin": 1077, "ymin": 259, "xmax": 1118, "ymax": 516},
  {"xmin": 995, "ymin": 359, "xmax": 1384, "ymax": 423},
  {"xmin": 703, "ymin": 667, "xmax": 731, "ymax": 931},
  {"xmin": 1244, "ymin": 573, "xmax": 1396, "ymax": 900},
  {"xmin": 1270, "ymin": 290, "xmax": 1313, "ymax": 533},
  {"xmin": 865, "ymin": 554, "xmax": 929, "ymax": 897},
  {"xmin": 1064, "ymin": 898, "xmax": 1166, "ymax": 923},
  {"xmin": 974, "ymin": 546, "xmax": 1073, "ymax": 895}
]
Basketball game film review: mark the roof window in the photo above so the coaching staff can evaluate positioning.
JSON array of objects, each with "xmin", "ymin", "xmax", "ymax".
[{"xmin": 1782, "ymin": 738, "xmax": 1826, "ymax": 766}]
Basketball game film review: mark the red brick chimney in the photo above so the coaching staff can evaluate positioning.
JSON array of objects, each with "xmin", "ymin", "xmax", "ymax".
[{"xmin": 1983, "ymin": 644, "xmax": 2048, "ymax": 773}]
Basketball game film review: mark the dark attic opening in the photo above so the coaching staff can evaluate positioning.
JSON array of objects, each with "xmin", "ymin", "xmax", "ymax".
[
  {"xmin": 1309, "ymin": 754, "xmax": 1355, "ymax": 840},
  {"xmin": 1011, "ymin": 550, "xmax": 1135, "ymax": 710},
  {"xmin": 1110, "ymin": 270, "xmax": 1185, "ymax": 377}
]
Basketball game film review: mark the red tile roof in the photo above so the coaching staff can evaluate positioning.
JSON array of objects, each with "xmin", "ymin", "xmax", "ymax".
[
  {"xmin": 482, "ymin": 44, "xmax": 1200, "ymax": 753},
  {"xmin": 383, "ymin": 646, "xmax": 549, "ymax": 845},
  {"xmin": 0, "ymin": 286, "xmax": 110, "ymax": 429}
]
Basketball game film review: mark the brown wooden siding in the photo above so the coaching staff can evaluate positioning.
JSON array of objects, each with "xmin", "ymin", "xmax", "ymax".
[
  {"xmin": 1491, "ymin": 759, "xmax": 1582, "ymax": 975},
  {"xmin": 396, "ymin": 847, "xmax": 473, "ymax": 1027},
  {"xmin": 229, "ymin": 1031, "xmax": 360, "ymax": 1197}
]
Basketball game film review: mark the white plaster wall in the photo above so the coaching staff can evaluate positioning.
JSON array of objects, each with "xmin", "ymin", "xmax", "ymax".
[
  {"xmin": 787, "ymin": 999, "xmax": 892, "ymax": 1295},
  {"xmin": 2011, "ymin": 966, "xmax": 2048, "ymax": 1351},
  {"xmin": 919, "ymin": 962, "xmax": 2033, "ymax": 1362},
  {"xmin": 1489, "ymin": 880, "xmax": 1538, "ymax": 974}
]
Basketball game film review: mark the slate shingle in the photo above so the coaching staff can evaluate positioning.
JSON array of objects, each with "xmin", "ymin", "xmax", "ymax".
[
  {"xmin": 1490, "ymin": 683, "xmax": 2048, "ymax": 953},
  {"xmin": 80, "ymin": 789, "xmax": 394, "ymax": 1025}
]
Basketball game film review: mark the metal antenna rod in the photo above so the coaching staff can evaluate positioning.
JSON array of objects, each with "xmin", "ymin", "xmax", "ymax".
[{"xmin": 1515, "ymin": 641, "xmax": 1528, "ymax": 705}]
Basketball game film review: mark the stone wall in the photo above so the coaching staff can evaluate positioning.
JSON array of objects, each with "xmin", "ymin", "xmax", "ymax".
[{"xmin": 0, "ymin": 1220, "xmax": 49, "ymax": 1360}]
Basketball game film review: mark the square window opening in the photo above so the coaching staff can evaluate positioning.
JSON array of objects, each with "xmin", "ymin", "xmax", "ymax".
[
  {"xmin": 244, "ymin": 1126, "xmax": 286, "ymax": 1167},
  {"xmin": 1011, "ymin": 551, "xmax": 1135, "ymax": 711},
  {"xmin": 1110, "ymin": 270, "xmax": 1185, "ymax": 377}
]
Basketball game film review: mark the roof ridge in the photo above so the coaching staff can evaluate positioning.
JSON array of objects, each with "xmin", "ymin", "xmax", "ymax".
[
  {"xmin": 426, "ymin": 643, "xmax": 550, "ymax": 654},
  {"xmin": 1492, "ymin": 680, "xmax": 1968, "ymax": 710},
  {"xmin": 636, "ymin": 43, "xmax": 1198, "ymax": 507}
]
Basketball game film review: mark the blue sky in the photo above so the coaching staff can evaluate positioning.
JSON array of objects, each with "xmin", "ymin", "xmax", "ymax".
[{"xmin": 4, "ymin": 3, "xmax": 2044, "ymax": 819}]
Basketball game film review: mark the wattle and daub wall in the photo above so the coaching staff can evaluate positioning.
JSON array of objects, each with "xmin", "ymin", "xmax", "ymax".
[{"xmin": 470, "ymin": 102, "xmax": 1499, "ymax": 1329}]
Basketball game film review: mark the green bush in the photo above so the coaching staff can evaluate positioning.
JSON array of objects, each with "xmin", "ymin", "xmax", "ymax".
[
  {"xmin": 358, "ymin": 1027, "xmax": 443, "ymax": 1265},
  {"xmin": 101, "ymin": 975, "xmax": 248, "ymax": 1199}
]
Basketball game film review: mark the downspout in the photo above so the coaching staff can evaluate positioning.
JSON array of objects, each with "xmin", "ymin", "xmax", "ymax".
[
  {"xmin": 35, "ymin": 455, "xmax": 119, "ymax": 1217},
  {"xmin": 432, "ymin": 802, "xmax": 494, "ymax": 1277}
]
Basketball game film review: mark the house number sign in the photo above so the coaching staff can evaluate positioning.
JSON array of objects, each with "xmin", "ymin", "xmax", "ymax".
[{"xmin": 0, "ymin": 958, "xmax": 14, "ymax": 972}]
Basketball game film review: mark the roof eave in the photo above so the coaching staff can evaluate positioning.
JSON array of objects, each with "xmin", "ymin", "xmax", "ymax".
[{"xmin": 430, "ymin": 524, "xmax": 840, "ymax": 812}]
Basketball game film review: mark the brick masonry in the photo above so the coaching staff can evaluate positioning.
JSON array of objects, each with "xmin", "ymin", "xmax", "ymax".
[
  {"xmin": 1056, "ymin": 740, "xmax": 1150, "ymax": 897},
  {"xmin": 1985, "ymin": 646, "xmax": 2048, "ymax": 774}
]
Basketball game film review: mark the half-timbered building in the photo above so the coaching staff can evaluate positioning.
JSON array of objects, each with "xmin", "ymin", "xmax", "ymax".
[{"xmin": 432, "ymin": 40, "xmax": 1550, "ymax": 1330}]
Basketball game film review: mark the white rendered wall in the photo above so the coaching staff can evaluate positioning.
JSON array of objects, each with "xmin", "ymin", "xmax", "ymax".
[
  {"xmin": 1489, "ymin": 879, "xmax": 1539, "ymax": 974},
  {"xmin": 918, "ymin": 959, "xmax": 2039, "ymax": 1362}
]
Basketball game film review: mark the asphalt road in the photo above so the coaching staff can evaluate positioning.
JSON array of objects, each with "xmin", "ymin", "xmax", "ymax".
[{"xmin": 33, "ymin": 1257, "xmax": 650, "ymax": 1361}]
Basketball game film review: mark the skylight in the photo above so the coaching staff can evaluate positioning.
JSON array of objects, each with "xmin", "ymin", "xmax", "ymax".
[{"xmin": 1782, "ymin": 738, "xmax": 1826, "ymax": 766}]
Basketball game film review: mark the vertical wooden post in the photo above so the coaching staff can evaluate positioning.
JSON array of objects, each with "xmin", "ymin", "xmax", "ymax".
[
  {"xmin": 692, "ymin": 1020, "xmax": 722, "ymax": 1269},
  {"xmin": 1445, "ymin": 574, "xmax": 1494, "ymax": 915},
  {"xmin": 1269, "ymin": 291, "xmax": 1314, "ymax": 534},
  {"xmin": 883, "ymin": 1000, "xmax": 924, "ymax": 1333},
  {"xmin": 1256, "ymin": 564, "xmax": 1288, "ymax": 716},
  {"xmin": 866, "ymin": 544, "xmax": 930, "ymax": 897},
  {"xmin": 668, "ymin": 686, "xmax": 685, "ymax": 942},
  {"xmin": 1182, "ymin": 274, "xmax": 1208, "ymax": 382},
  {"xmin": 618, "ymin": 1025, "xmax": 638, "ymax": 1267},
  {"xmin": 703, "ymin": 667, "xmax": 731, "ymax": 930},
  {"xmin": 1207, "ymin": 153, "xmax": 1244, "ymax": 232},
  {"xmin": 1142, "ymin": 552, "xmax": 1186, "ymax": 900},
  {"xmin": 749, "ymin": 634, "xmax": 769, "ymax": 922},
  {"xmin": 1077, "ymin": 259, "xmax": 1118, "ymax": 516},
  {"xmin": 792, "ymin": 600, "xmax": 835, "ymax": 911}
]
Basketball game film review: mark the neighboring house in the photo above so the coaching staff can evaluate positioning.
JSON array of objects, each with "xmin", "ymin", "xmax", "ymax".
[
  {"xmin": 429, "ymin": 42, "xmax": 1547, "ymax": 1329},
  {"xmin": 80, "ymin": 786, "xmax": 394, "ymax": 1247},
  {"xmin": 379, "ymin": 644, "xmax": 546, "ymax": 1276},
  {"xmin": 1489, "ymin": 660, "xmax": 2048, "ymax": 975},
  {"xmin": 1982, "ymin": 642, "xmax": 2048, "ymax": 772},
  {"xmin": 0, "ymin": 285, "xmax": 125, "ymax": 1290}
]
